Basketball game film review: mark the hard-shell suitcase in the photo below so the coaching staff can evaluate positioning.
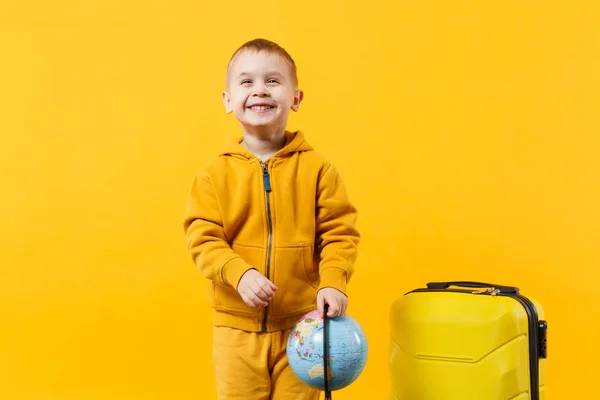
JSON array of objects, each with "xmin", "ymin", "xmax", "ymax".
[{"xmin": 389, "ymin": 281, "xmax": 547, "ymax": 400}]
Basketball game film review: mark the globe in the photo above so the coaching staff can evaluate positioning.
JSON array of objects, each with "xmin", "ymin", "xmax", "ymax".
[{"xmin": 286, "ymin": 309, "xmax": 368, "ymax": 391}]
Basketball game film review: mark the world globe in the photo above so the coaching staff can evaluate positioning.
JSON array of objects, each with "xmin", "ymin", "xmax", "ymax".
[{"xmin": 286, "ymin": 309, "xmax": 368, "ymax": 392}]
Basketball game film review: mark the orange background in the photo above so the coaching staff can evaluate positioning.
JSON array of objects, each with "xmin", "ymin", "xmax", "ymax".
[{"xmin": 1, "ymin": 1, "xmax": 599, "ymax": 399}]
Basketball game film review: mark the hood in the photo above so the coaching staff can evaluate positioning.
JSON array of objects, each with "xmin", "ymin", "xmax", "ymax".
[{"xmin": 220, "ymin": 130, "xmax": 313, "ymax": 159}]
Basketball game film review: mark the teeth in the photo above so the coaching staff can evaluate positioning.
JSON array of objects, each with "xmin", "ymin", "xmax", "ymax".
[{"xmin": 250, "ymin": 106, "xmax": 272, "ymax": 111}]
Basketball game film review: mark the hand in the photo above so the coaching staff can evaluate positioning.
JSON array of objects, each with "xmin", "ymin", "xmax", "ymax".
[
  {"xmin": 317, "ymin": 287, "xmax": 348, "ymax": 318},
  {"xmin": 237, "ymin": 269, "xmax": 278, "ymax": 309}
]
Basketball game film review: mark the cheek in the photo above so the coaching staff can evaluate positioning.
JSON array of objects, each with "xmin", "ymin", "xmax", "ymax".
[
  {"xmin": 285, "ymin": 90, "xmax": 298, "ymax": 104},
  {"xmin": 233, "ymin": 96, "xmax": 247, "ymax": 110},
  {"xmin": 273, "ymin": 91, "xmax": 294, "ymax": 107}
]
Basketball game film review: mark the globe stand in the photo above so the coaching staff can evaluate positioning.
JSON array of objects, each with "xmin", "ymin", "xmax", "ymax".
[{"xmin": 323, "ymin": 303, "xmax": 331, "ymax": 400}]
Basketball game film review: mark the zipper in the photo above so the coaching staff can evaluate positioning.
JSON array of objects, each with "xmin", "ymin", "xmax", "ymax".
[
  {"xmin": 471, "ymin": 287, "xmax": 500, "ymax": 296},
  {"xmin": 260, "ymin": 161, "xmax": 273, "ymax": 332},
  {"xmin": 405, "ymin": 288, "xmax": 541, "ymax": 399}
]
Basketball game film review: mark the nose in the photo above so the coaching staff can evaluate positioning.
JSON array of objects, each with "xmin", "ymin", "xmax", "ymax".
[{"xmin": 252, "ymin": 82, "xmax": 270, "ymax": 97}]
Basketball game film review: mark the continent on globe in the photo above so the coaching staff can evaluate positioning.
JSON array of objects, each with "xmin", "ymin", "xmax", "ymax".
[
  {"xmin": 308, "ymin": 363, "xmax": 334, "ymax": 380},
  {"xmin": 294, "ymin": 319, "xmax": 318, "ymax": 337}
]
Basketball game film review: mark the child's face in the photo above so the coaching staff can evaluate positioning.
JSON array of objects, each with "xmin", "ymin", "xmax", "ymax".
[{"xmin": 222, "ymin": 50, "xmax": 303, "ymax": 134}]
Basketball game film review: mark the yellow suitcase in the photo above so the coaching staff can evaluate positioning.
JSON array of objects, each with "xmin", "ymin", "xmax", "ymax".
[{"xmin": 389, "ymin": 281, "xmax": 547, "ymax": 400}]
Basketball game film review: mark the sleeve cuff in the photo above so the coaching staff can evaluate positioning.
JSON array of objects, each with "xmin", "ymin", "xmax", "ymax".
[
  {"xmin": 222, "ymin": 257, "xmax": 253, "ymax": 289},
  {"xmin": 318, "ymin": 267, "xmax": 348, "ymax": 295}
]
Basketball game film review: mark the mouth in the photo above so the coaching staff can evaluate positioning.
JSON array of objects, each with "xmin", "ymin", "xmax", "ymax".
[{"xmin": 247, "ymin": 104, "xmax": 275, "ymax": 113}]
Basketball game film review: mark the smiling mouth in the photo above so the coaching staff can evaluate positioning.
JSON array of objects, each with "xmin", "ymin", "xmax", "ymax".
[{"xmin": 248, "ymin": 105, "xmax": 275, "ymax": 112}]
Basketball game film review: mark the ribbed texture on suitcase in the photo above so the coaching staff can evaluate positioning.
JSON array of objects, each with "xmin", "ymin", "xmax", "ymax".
[{"xmin": 389, "ymin": 290, "xmax": 546, "ymax": 400}]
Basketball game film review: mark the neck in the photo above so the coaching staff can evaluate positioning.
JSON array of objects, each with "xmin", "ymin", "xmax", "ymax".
[{"xmin": 241, "ymin": 127, "xmax": 287, "ymax": 161}]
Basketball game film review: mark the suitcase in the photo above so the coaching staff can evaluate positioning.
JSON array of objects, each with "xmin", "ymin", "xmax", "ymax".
[{"xmin": 389, "ymin": 281, "xmax": 547, "ymax": 400}]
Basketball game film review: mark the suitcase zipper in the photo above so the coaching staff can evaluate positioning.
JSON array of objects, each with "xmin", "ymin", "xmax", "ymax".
[
  {"xmin": 405, "ymin": 288, "xmax": 542, "ymax": 400},
  {"xmin": 471, "ymin": 287, "xmax": 500, "ymax": 296}
]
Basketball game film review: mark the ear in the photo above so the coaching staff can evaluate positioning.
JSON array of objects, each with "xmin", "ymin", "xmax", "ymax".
[
  {"xmin": 291, "ymin": 89, "xmax": 304, "ymax": 112},
  {"xmin": 222, "ymin": 91, "xmax": 233, "ymax": 114}
]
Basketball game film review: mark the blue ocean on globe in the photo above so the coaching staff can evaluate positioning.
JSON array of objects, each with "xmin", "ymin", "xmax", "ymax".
[{"xmin": 286, "ymin": 309, "xmax": 368, "ymax": 391}]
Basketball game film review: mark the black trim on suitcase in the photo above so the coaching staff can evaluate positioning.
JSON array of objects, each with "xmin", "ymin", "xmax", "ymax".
[
  {"xmin": 538, "ymin": 320, "xmax": 548, "ymax": 358},
  {"xmin": 406, "ymin": 283, "xmax": 547, "ymax": 400}
]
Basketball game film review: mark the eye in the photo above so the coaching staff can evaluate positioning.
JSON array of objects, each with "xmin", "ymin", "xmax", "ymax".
[
  {"xmin": 267, "ymin": 79, "xmax": 280, "ymax": 84},
  {"xmin": 240, "ymin": 79, "xmax": 252, "ymax": 85}
]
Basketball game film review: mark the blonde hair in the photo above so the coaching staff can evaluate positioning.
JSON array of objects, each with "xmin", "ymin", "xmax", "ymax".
[{"xmin": 227, "ymin": 38, "xmax": 298, "ymax": 86}]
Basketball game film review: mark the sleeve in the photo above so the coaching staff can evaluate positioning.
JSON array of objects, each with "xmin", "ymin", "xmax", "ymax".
[
  {"xmin": 183, "ymin": 173, "xmax": 253, "ymax": 290},
  {"xmin": 315, "ymin": 164, "xmax": 360, "ymax": 295}
]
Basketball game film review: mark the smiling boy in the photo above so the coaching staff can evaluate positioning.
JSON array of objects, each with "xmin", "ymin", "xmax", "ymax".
[{"xmin": 183, "ymin": 38, "xmax": 360, "ymax": 399}]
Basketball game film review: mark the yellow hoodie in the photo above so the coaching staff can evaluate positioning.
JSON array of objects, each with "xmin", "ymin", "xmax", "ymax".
[{"xmin": 183, "ymin": 130, "xmax": 359, "ymax": 332}]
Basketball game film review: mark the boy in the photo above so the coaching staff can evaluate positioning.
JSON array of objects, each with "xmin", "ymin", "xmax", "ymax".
[{"xmin": 183, "ymin": 38, "xmax": 360, "ymax": 400}]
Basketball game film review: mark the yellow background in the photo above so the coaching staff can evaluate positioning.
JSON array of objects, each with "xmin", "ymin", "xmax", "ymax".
[{"xmin": 1, "ymin": 1, "xmax": 598, "ymax": 399}]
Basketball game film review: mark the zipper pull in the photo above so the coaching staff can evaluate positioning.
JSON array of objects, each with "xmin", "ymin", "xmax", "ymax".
[
  {"xmin": 472, "ymin": 287, "xmax": 500, "ymax": 296},
  {"xmin": 261, "ymin": 162, "xmax": 271, "ymax": 192}
]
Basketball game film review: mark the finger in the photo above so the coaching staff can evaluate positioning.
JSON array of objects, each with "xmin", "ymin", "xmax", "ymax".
[
  {"xmin": 327, "ymin": 299, "xmax": 339, "ymax": 317},
  {"xmin": 317, "ymin": 293, "xmax": 325, "ymax": 318},
  {"xmin": 245, "ymin": 290, "xmax": 266, "ymax": 308},
  {"xmin": 247, "ymin": 294, "xmax": 260, "ymax": 308},
  {"xmin": 250, "ymin": 291, "xmax": 269, "ymax": 307},
  {"xmin": 334, "ymin": 298, "xmax": 342, "ymax": 317},
  {"xmin": 269, "ymin": 280, "xmax": 278, "ymax": 291},
  {"xmin": 339, "ymin": 296, "xmax": 347, "ymax": 315},
  {"xmin": 252, "ymin": 281, "xmax": 272, "ymax": 302},
  {"xmin": 337, "ymin": 298, "xmax": 344, "ymax": 316},
  {"xmin": 257, "ymin": 279, "xmax": 275, "ymax": 299},
  {"xmin": 241, "ymin": 292, "xmax": 256, "ymax": 308}
]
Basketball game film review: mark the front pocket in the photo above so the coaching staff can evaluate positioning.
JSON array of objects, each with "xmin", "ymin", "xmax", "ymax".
[
  {"xmin": 231, "ymin": 243, "xmax": 266, "ymax": 273},
  {"xmin": 212, "ymin": 243, "xmax": 266, "ymax": 312},
  {"xmin": 269, "ymin": 244, "xmax": 318, "ymax": 315}
]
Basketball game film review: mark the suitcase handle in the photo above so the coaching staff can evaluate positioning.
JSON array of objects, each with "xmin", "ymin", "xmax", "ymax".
[{"xmin": 426, "ymin": 281, "xmax": 519, "ymax": 294}]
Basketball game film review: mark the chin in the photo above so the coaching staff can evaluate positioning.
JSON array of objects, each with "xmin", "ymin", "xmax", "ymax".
[
  {"xmin": 247, "ymin": 116, "xmax": 281, "ymax": 127},
  {"xmin": 243, "ymin": 121, "xmax": 285, "ymax": 133}
]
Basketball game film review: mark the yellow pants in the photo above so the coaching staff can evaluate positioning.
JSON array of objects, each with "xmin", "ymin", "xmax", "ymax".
[{"xmin": 212, "ymin": 326, "xmax": 321, "ymax": 400}]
